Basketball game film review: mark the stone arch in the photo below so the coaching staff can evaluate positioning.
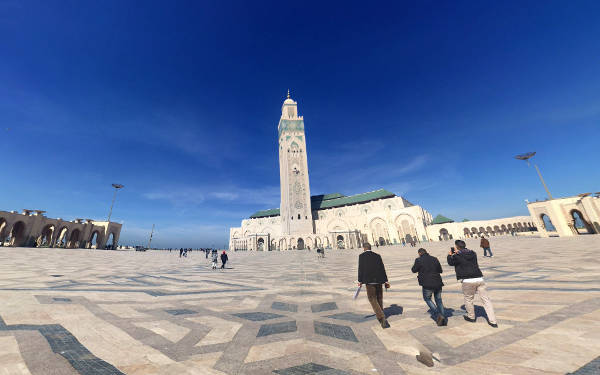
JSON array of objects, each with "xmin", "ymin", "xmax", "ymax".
[
  {"xmin": 270, "ymin": 239, "xmax": 276, "ymax": 251},
  {"xmin": 463, "ymin": 227, "xmax": 471, "ymax": 238},
  {"xmin": 501, "ymin": 224, "xmax": 507, "ymax": 233},
  {"xmin": 0, "ymin": 217, "xmax": 8, "ymax": 242},
  {"xmin": 67, "ymin": 229, "xmax": 81, "ymax": 249},
  {"xmin": 540, "ymin": 214, "xmax": 556, "ymax": 232},
  {"xmin": 39, "ymin": 224, "xmax": 55, "ymax": 246},
  {"xmin": 486, "ymin": 226, "xmax": 493, "ymax": 235},
  {"xmin": 9, "ymin": 221, "xmax": 27, "ymax": 246},
  {"xmin": 471, "ymin": 227, "xmax": 478, "ymax": 236},
  {"xmin": 87, "ymin": 230, "xmax": 102, "ymax": 249},
  {"xmin": 315, "ymin": 237, "xmax": 322, "ymax": 247},
  {"xmin": 370, "ymin": 217, "xmax": 390, "ymax": 245},
  {"xmin": 56, "ymin": 227, "xmax": 68, "ymax": 247},
  {"xmin": 305, "ymin": 237, "xmax": 313, "ymax": 249},
  {"xmin": 439, "ymin": 228, "xmax": 449, "ymax": 241},
  {"xmin": 493, "ymin": 225, "xmax": 500, "ymax": 235},
  {"xmin": 297, "ymin": 238, "xmax": 305, "ymax": 250},
  {"xmin": 257, "ymin": 237, "xmax": 265, "ymax": 251},
  {"xmin": 336, "ymin": 235, "xmax": 345, "ymax": 249},
  {"xmin": 106, "ymin": 232, "xmax": 116, "ymax": 250},
  {"xmin": 327, "ymin": 218, "xmax": 349, "ymax": 232},
  {"xmin": 278, "ymin": 238, "xmax": 287, "ymax": 251},
  {"xmin": 570, "ymin": 209, "xmax": 595, "ymax": 234},
  {"xmin": 478, "ymin": 226, "xmax": 485, "ymax": 235}
]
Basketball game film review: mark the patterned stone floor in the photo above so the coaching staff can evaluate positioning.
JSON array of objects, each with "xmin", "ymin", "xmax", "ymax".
[{"xmin": 1, "ymin": 236, "xmax": 600, "ymax": 374}]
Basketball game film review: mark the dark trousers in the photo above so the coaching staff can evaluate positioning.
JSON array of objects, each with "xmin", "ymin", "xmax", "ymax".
[
  {"xmin": 366, "ymin": 284, "xmax": 385, "ymax": 321},
  {"xmin": 221, "ymin": 260, "xmax": 227, "ymax": 269},
  {"xmin": 483, "ymin": 247, "xmax": 493, "ymax": 257},
  {"xmin": 422, "ymin": 287, "xmax": 445, "ymax": 318}
]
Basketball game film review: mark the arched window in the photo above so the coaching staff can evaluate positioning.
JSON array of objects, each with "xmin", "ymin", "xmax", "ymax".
[
  {"xmin": 541, "ymin": 214, "xmax": 556, "ymax": 232},
  {"xmin": 298, "ymin": 214, "xmax": 301, "ymax": 220}
]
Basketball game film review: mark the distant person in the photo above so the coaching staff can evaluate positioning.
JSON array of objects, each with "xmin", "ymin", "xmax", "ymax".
[
  {"xmin": 205, "ymin": 248, "xmax": 209, "ymax": 259},
  {"xmin": 480, "ymin": 236, "xmax": 493, "ymax": 257},
  {"xmin": 220, "ymin": 251, "xmax": 228, "ymax": 269},
  {"xmin": 179, "ymin": 248, "xmax": 183, "ymax": 257},
  {"xmin": 211, "ymin": 249, "xmax": 218, "ymax": 269},
  {"xmin": 447, "ymin": 240, "xmax": 498, "ymax": 328},
  {"xmin": 411, "ymin": 248, "xmax": 446, "ymax": 326},
  {"xmin": 358, "ymin": 243, "xmax": 390, "ymax": 329}
]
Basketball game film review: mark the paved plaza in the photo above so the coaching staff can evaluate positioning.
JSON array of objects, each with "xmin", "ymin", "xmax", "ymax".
[{"xmin": 1, "ymin": 236, "xmax": 599, "ymax": 375}]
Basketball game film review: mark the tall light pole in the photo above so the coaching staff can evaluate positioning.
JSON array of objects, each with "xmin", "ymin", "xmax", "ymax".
[
  {"xmin": 515, "ymin": 152, "xmax": 553, "ymax": 200},
  {"xmin": 107, "ymin": 183, "xmax": 124, "ymax": 222}
]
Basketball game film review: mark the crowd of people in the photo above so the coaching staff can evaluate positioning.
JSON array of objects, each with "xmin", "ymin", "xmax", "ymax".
[{"xmin": 358, "ymin": 239, "xmax": 497, "ymax": 329}]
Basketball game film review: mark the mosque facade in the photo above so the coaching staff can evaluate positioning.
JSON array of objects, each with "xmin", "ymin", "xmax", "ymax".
[{"xmin": 229, "ymin": 93, "xmax": 599, "ymax": 251}]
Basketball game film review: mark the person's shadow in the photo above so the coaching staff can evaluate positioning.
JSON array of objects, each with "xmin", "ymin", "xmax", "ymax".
[
  {"xmin": 384, "ymin": 304, "xmax": 403, "ymax": 318},
  {"xmin": 460, "ymin": 304, "xmax": 491, "ymax": 322}
]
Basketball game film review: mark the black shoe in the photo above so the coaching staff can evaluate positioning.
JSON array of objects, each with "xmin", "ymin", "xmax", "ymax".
[
  {"xmin": 488, "ymin": 322, "xmax": 498, "ymax": 328},
  {"xmin": 380, "ymin": 319, "xmax": 390, "ymax": 329},
  {"xmin": 464, "ymin": 315, "xmax": 476, "ymax": 323},
  {"xmin": 436, "ymin": 315, "xmax": 445, "ymax": 326}
]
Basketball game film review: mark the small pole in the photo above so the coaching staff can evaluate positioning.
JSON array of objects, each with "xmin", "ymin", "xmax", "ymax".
[
  {"xmin": 107, "ymin": 188, "xmax": 118, "ymax": 222},
  {"xmin": 534, "ymin": 164, "xmax": 553, "ymax": 200},
  {"xmin": 147, "ymin": 224, "xmax": 154, "ymax": 249}
]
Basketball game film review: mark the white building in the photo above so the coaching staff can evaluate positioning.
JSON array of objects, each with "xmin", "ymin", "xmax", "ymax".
[{"xmin": 229, "ymin": 93, "xmax": 437, "ymax": 251}]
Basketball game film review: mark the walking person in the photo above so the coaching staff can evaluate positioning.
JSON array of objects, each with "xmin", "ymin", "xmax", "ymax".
[
  {"xmin": 220, "ymin": 251, "xmax": 228, "ymax": 269},
  {"xmin": 411, "ymin": 248, "xmax": 446, "ymax": 326},
  {"xmin": 447, "ymin": 240, "xmax": 498, "ymax": 328},
  {"xmin": 205, "ymin": 248, "xmax": 209, "ymax": 259},
  {"xmin": 480, "ymin": 236, "xmax": 493, "ymax": 257},
  {"xmin": 179, "ymin": 248, "xmax": 183, "ymax": 257},
  {"xmin": 211, "ymin": 249, "xmax": 218, "ymax": 269},
  {"xmin": 358, "ymin": 243, "xmax": 390, "ymax": 329}
]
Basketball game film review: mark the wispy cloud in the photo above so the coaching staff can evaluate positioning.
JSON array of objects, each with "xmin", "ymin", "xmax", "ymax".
[{"xmin": 143, "ymin": 184, "xmax": 280, "ymax": 207}]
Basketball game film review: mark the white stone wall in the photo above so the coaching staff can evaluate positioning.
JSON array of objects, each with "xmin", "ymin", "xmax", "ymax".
[{"xmin": 527, "ymin": 195, "xmax": 600, "ymax": 237}]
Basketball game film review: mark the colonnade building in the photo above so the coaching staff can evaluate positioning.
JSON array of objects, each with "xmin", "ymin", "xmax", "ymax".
[{"xmin": 0, "ymin": 209, "xmax": 122, "ymax": 249}]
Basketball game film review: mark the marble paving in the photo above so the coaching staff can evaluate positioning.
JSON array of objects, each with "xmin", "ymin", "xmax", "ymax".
[{"xmin": 0, "ymin": 236, "xmax": 599, "ymax": 374}]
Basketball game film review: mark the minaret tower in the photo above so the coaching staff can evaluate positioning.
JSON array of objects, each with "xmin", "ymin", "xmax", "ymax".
[{"xmin": 278, "ymin": 90, "xmax": 313, "ymax": 235}]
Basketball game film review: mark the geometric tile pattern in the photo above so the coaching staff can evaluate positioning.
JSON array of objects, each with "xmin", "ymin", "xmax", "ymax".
[
  {"xmin": 0, "ymin": 235, "xmax": 600, "ymax": 374},
  {"xmin": 274, "ymin": 362, "xmax": 350, "ymax": 374},
  {"xmin": 313, "ymin": 321, "xmax": 358, "ymax": 342},
  {"xmin": 257, "ymin": 320, "xmax": 297, "ymax": 337}
]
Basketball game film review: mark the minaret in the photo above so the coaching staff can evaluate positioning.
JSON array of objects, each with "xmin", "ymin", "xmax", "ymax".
[{"xmin": 278, "ymin": 90, "xmax": 313, "ymax": 235}]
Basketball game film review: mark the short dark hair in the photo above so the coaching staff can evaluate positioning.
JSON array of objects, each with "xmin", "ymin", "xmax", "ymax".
[
  {"xmin": 455, "ymin": 240, "xmax": 466, "ymax": 249},
  {"xmin": 417, "ymin": 248, "xmax": 427, "ymax": 255},
  {"xmin": 363, "ymin": 243, "xmax": 371, "ymax": 250}
]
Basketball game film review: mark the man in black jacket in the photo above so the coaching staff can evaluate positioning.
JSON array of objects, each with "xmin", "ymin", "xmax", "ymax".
[
  {"xmin": 447, "ymin": 240, "xmax": 498, "ymax": 328},
  {"xmin": 358, "ymin": 243, "xmax": 390, "ymax": 328},
  {"xmin": 411, "ymin": 248, "xmax": 446, "ymax": 326}
]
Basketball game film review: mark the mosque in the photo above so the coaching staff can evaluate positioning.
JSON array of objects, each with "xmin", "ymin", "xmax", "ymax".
[{"xmin": 229, "ymin": 93, "xmax": 599, "ymax": 251}]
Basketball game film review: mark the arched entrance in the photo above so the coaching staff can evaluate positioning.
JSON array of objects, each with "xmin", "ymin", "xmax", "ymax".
[
  {"xmin": 9, "ymin": 221, "xmax": 27, "ymax": 247},
  {"xmin": 88, "ymin": 231, "xmax": 101, "ymax": 249},
  {"xmin": 336, "ymin": 235, "xmax": 345, "ymax": 249},
  {"xmin": 257, "ymin": 238, "xmax": 265, "ymax": 251},
  {"xmin": 405, "ymin": 234, "xmax": 414, "ymax": 244},
  {"xmin": 106, "ymin": 232, "xmax": 115, "ymax": 250},
  {"xmin": 439, "ymin": 228, "xmax": 449, "ymax": 241},
  {"xmin": 56, "ymin": 227, "xmax": 68, "ymax": 247},
  {"xmin": 39, "ymin": 225, "xmax": 55, "ymax": 246},
  {"xmin": 540, "ymin": 214, "xmax": 556, "ymax": 232},
  {"xmin": 0, "ymin": 218, "xmax": 8, "ymax": 243},
  {"xmin": 570, "ymin": 210, "xmax": 595, "ymax": 234},
  {"xmin": 297, "ymin": 238, "xmax": 305, "ymax": 250},
  {"xmin": 68, "ymin": 229, "xmax": 81, "ymax": 249},
  {"xmin": 378, "ymin": 237, "xmax": 385, "ymax": 246}
]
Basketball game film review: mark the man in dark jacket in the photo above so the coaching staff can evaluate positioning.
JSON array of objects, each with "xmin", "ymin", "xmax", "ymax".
[
  {"xmin": 220, "ymin": 251, "xmax": 228, "ymax": 269},
  {"xmin": 447, "ymin": 240, "xmax": 498, "ymax": 328},
  {"xmin": 358, "ymin": 243, "xmax": 390, "ymax": 328},
  {"xmin": 411, "ymin": 248, "xmax": 446, "ymax": 326}
]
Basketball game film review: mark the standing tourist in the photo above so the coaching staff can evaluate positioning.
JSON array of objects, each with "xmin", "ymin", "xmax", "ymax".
[
  {"xmin": 220, "ymin": 251, "xmax": 228, "ymax": 269},
  {"xmin": 480, "ymin": 236, "xmax": 493, "ymax": 257},
  {"xmin": 211, "ymin": 249, "xmax": 218, "ymax": 269},
  {"xmin": 447, "ymin": 240, "xmax": 498, "ymax": 328},
  {"xmin": 411, "ymin": 248, "xmax": 446, "ymax": 326},
  {"xmin": 179, "ymin": 248, "xmax": 183, "ymax": 257},
  {"xmin": 358, "ymin": 243, "xmax": 391, "ymax": 329}
]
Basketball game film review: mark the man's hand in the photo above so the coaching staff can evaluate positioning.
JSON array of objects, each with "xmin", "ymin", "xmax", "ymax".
[
  {"xmin": 357, "ymin": 283, "xmax": 362, "ymax": 287},
  {"xmin": 448, "ymin": 250, "xmax": 454, "ymax": 256},
  {"xmin": 384, "ymin": 282, "xmax": 390, "ymax": 289}
]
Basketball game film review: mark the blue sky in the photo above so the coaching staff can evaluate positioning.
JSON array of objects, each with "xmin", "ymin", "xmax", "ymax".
[{"xmin": 1, "ymin": 1, "xmax": 599, "ymax": 247}]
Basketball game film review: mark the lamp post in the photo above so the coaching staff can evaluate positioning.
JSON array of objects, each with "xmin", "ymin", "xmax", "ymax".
[
  {"xmin": 107, "ymin": 184, "xmax": 124, "ymax": 222},
  {"xmin": 515, "ymin": 152, "xmax": 553, "ymax": 200}
]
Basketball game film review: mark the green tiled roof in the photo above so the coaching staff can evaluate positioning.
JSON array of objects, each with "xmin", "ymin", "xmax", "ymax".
[
  {"xmin": 249, "ymin": 189, "xmax": 397, "ymax": 218},
  {"xmin": 249, "ymin": 208, "xmax": 280, "ymax": 219},
  {"xmin": 432, "ymin": 214, "xmax": 454, "ymax": 224}
]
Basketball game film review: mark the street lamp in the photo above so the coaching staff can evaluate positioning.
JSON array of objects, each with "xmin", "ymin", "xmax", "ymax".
[
  {"xmin": 515, "ymin": 152, "xmax": 553, "ymax": 200},
  {"xmin": 107, "ymin": 183, "xmax": 124, "ymax": 222}
]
